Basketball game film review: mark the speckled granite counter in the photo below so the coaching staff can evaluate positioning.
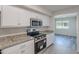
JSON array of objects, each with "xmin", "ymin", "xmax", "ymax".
[
  {"xmin": 0, "ymin": 32, "xmax": 34, "ymax": 50},
  {"xmin": 41, "ymin": 30, "xmax": 54, "ymax": 34},
  {"xmin": 0, "ymin": 30, "xmax": 54, "ymax": 50}
]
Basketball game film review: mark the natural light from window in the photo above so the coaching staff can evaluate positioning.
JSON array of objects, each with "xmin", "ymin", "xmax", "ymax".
[{"xmin": 56, "ymin": 21, "xmax": 69, "ymax": 29}]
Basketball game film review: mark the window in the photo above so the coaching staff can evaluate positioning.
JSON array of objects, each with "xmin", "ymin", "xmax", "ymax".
[{"xmin": 56, "ymin": 21, "xmax": 69, "ymax": 29}]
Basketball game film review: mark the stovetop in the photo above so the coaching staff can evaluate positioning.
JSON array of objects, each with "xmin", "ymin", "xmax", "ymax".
[
  {"xmin": 33, "ymin": 33, "xmax": 46, "ymax": 43},
  {"xmin": 27, "ymin": 31, "xmax": 46, "ymax": 42},
  {"xmin": 34, "ymin": 33, "xmax": 46, "ymax": 37}
]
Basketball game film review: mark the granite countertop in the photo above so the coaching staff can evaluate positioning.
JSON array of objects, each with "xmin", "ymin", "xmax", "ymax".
[
  {"xmin": 41, "ymin": 30, "xmax": 54, "ymax": 34},
  {"xmin": 0, "ymin": 32, "xmax": 34, "ymax": 50},
  {"xmin": 0, "ymin": 30, "xmax": 54, "ymax": 50}
]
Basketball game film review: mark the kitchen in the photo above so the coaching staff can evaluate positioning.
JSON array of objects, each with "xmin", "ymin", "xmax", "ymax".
[
  {"xmin": 1, "ymin": 5, "xmax": 79, "ymax": 54},
  {"xmin": 0, "ymin": 5, "xmax": 54, "ymax": 54}
]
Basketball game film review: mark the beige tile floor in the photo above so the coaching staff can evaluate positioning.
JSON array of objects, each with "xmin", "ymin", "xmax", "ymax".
[{"xmin": 41, "ymin": 35, "xmax": 77, "ymax": 54}]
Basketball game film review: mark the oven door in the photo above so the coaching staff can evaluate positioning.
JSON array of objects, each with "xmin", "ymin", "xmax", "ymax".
[{"xmin": 35, "ymin": 38, "xmax": 47, "ymax": 54}]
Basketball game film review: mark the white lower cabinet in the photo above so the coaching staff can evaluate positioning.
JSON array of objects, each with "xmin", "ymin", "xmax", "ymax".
[
  {"xmin": 47, "ymin": 33, "xmax": 54, "ymax": 47},
  {"xmin": 2, "ymin": 40, "xmax": 34, "ymax": 54},
  {"xmin": 2, "ymin": 44, "xmax": 21, "ymax": 54},
  {"xmin": 20, "ymin": 40, "xmax": 34, "ymax": 54}
]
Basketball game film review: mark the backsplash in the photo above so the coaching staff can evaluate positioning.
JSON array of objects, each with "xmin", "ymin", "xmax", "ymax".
[
  {"xmin": 0, "ymin": 27, "xmax": 26, "ymax": 36},
  {"xmin": 27, "ymin": 26, "xmax": 51, "ymax": 32},
  {"xmin": 38, "ymin": 26, "xmax": 50, "ymax": 31},
  {"xmin": 0, "ymin": 26, "xmax": 50, "ymax": 36}
]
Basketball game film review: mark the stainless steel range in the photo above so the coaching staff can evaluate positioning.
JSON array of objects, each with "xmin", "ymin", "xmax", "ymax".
[
  {"xmin": 34, "ymin": 34, "xmax": 46, "ymax": 42},
  {"xmin": 34, "ymin": 34, "xmax": 47, "ymax": 54},
  {"xmin": 27, "ymin": 29, "xmax": 47, "ymax": 54}
]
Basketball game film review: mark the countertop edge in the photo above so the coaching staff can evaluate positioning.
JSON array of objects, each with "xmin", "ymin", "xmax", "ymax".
[{"xmin": 0, "ymin": 38, "xmax": 34, "ymax": 50}]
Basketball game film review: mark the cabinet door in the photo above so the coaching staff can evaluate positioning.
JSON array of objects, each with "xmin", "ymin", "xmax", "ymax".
[
  {"xmin": 16, "ymin": 8, "xmax": 30, "ymax": 27},
  {"xmin": 1, "ymin": 6, "xmax": 30, "ymax": 27},
  {"xmin": 2, "ymin": 45, "xmax": 20, "ymax": 54},
  {"xmin": 1, "ymin": 6, "xmax": 19, "ymax": 27},
  {"xmin": 2, "ymin": 40, "xmax": 34, "ymax": 54},
  {"xmin": 41, "ymin": 16, "xmax": 49, "ymax": 26},
  {"xmin": 47, "ymin": 33, "xmax": 54, "ymax": 47},
  {"xmin": 19, "ymin": 40, "xmax": 34, "ymax": 54}
]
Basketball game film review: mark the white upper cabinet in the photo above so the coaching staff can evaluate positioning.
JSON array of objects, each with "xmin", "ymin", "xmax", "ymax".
[
  {"xmin": 1, "ymin": 6, "xmax": 30, "ymax": 27},
  {"xmin": 30, "ymin": 12, "xmax": 50, "ymax": 26},
  {"xmin": 0, "ymin": 5, "xmax": 50, "ymax": 28},
  {"xmin": 42, "ymin": 16, "xmax": 49, "ymax": 26},
  {"xmin": 1, "ymin": 6, "xmax": 18, "ymax": 27},
  {"xmin": 39, "ymin": 15, "xmax": 49, "ymax": 26}
]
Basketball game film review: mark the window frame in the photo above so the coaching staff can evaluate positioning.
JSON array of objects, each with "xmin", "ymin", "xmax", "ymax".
[{"xmin": 56, "ymin": 20, "xmax": 69, "ymax": 29}]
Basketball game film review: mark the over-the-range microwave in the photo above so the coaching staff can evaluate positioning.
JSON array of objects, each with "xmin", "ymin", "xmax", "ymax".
[{"xmin": 30, "ymin": 18, "xmax": 42, "ymax": 27}]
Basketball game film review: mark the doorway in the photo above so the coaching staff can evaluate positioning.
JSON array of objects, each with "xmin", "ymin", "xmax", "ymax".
[
  {"xmin": 43, "ymin": 13, "xmax": 77, "ymax": 54},
  {"xmin": 54, "ymin": 13, "xmax": 77, "ymax": 53}
]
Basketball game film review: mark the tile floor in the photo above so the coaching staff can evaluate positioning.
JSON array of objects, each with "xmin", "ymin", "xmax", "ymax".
[{"xmin": 42, "ymin": 34, "xmax": 77, "ymax": 54}]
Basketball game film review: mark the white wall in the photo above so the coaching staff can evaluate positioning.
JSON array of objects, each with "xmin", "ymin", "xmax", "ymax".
[
  {"xmin": 55, "ymin": 16, "xmax": 76, "ymax": 36},
  {"xmin": 76, "ymin": 14, "xmax": 79, "ymax": 52},
  {"xmin": 49, "ymin": 15, "xmax": 56, "ymax": 32},
  {"xmin": 53, "ymin": 6, "xmax": 79, "ymax": 16}
]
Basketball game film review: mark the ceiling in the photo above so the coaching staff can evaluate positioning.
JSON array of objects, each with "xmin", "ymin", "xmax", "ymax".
[
  {"xmin": 15, "ymin": 5, "xmax": 79, "ymax": 16},
  {"xmin": 39, "ymin": 5, "xmax": 77, "ymax": 13}
]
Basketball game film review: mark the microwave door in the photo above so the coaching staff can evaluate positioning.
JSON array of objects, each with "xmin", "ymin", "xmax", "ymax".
[
  {"xmin": 32, "ymin": 21, "xmax": 39, "ymax": 26},
  {"xmin": 30, "ymin": 18, "xmax": 42, "ymax": 27},
  {"xmin": 39, "ymin": 21, "xmax": 42, "ymax": 26}
]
